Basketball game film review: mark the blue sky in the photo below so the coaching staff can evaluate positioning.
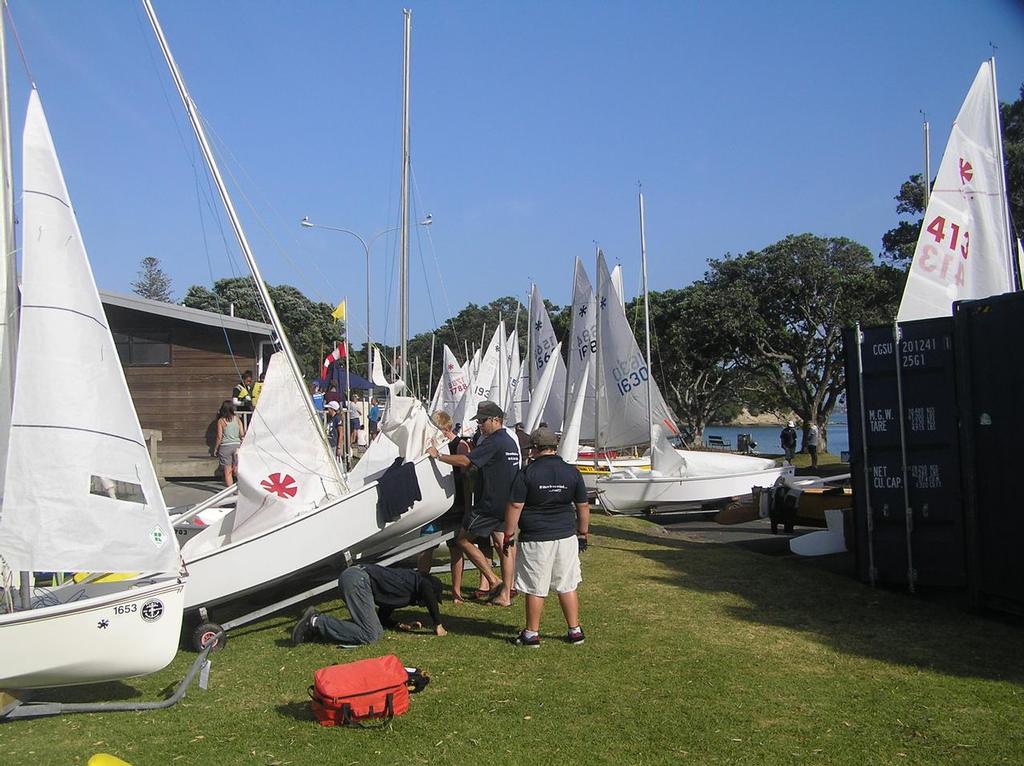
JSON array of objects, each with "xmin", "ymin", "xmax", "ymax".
[{"xmin": 7, "ymin": 1, "xmax": 1024, "ymax": 345}]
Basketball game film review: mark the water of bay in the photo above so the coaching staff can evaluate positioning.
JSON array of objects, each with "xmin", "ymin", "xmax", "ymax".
[{"xmin": 703, "ymin": 413, "xmax": 849, "ymax": 458}]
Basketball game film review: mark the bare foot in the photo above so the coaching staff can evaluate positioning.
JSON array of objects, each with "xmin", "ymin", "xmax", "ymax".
[{"xmin": 489, "ymin": 599, "xmax": 512, "ymax": 608}]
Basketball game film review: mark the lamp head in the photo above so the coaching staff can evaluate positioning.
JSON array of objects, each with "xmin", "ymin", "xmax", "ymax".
[{"xmin": 300, "ymin": 216, "xmax": 314, "ymax": 228}]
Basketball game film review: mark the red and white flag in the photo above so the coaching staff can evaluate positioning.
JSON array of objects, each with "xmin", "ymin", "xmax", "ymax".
[{"xmin": 321, "ymin": 342, "xmax": 347, "ymax": 380}]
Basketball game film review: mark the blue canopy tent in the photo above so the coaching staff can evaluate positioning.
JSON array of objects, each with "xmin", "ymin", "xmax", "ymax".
[{"xmin": 323, "ymin": 363, "xmax": 374, "ymax": 394}]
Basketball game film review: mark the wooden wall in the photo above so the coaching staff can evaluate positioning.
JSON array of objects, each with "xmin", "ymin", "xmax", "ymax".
[{"xmin": 104, "ymin": 304, "xmax": 267, "ymax": 451}]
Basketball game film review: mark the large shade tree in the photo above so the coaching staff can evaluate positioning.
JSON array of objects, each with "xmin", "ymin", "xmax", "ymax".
[
  {"xmin": 183, "ymin": 277, "xmax": 340, "ymax": 377},
  {"xmin": 705, "ymin": 234, "xmax": 901, "ymax": 450}
]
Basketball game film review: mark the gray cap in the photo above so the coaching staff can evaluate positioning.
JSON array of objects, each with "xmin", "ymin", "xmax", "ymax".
[{"xmin": 530, "ymin": 426, "xmax": 559, "ymax": 449}]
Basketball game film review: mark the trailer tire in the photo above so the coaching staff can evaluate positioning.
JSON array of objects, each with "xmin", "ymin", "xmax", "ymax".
[{"xmin": 193, "ymin": 621, "xmax": 226, "ymax": 652}]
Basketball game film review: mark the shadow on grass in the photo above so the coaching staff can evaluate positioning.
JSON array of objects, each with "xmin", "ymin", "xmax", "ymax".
[
  {"xmin": 276, "ymin": 700, "xmax": 316, "ymax": 722},
  {"xmin": 593, "ymin": 518, "xmax": 1024, "ymax": 685},
  {"xmin": 13, "ymin": 679, "xmax": 143, "ymax": 705}
]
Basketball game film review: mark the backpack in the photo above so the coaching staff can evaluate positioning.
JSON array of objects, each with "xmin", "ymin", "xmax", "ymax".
[{"xmin": 308, "ymin": 655, "xmax": 428, "ymax": 728}]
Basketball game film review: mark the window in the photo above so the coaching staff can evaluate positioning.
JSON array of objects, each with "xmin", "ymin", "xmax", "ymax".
[
  {"xmin": 113, "ymin": 332, "xmax": 171, "ymax": 366},
  {"xmin": 90, "ymin": 475, "xmax": 147, "ymax": 504}
]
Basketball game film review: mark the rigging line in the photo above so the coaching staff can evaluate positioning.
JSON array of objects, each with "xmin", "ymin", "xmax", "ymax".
[
  {"xmin": 3, "ymin": 2, "xmax": 35, "ymax": 89},
  {"xmin": 133, "ymin": 0, "xmax": 263, "ymax": 375},
  {"xmin": 198, "ymin": 115, "xmax": 341, "ymax": 311},
  {"xmin": 410, "ymin": 163, "xmax": 460, "ymax": 346},
  {"xmin": 410, "ymin": 194, "xmax": 440, "ymax": 330}
]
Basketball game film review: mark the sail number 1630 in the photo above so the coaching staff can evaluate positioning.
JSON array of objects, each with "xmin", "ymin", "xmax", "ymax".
[{"xmin": 616, "ymin": 366, "xmax": 650, "ymax": 396}]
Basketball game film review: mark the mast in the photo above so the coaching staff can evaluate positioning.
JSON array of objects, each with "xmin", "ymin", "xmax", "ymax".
[
  {"xmin": 922, "ymin": 114, "xmax": 931, "ymax": 208},
  {"xmin": 639, "ymin": 188, "xmax": 656, "ymax": 465},
  {"xmin": 526, "ymin": 285, "xmax": 535, "ymax": 392},
  {"xmin": 399, "ymin": 8, "xmax": 411, "ymax": 384},
  {"xmin": 427, "ymin": 332, "xmax": 435, "ymax": 404},
  {"xmin": 593, "ymin": 246, "xmax": 603, "ymax": 467},
  {"xmin": 988, "ymin": 57, "xmax": 1017, "ymax": 290},
  {"xmin": 561, "ymin": 263, "xmax": 578, "ymax": 433},
  {"xmin": 142, "ymin": 0, "xmax": 343, "ymax": 483},
  {"xmin": 0, "ymin": 3, "xmax": 28, "ymax": 610}
]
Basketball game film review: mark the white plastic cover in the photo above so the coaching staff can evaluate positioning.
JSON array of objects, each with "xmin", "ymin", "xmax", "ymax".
[
  {"xmin": 595, "ymin": 251, "xmax": 678, "ymax": 448},
  {"xmin": 0, "ymin": 92, "xmax": 179, "ymax": 572},
  {"xmin": 898, "ymin": 60, "xmax": 1015, "ymax": 321},
  {"xmin": 231, "ymin": 351, "xmax": 347, "ymax": 541},
  {"xmin": 529, "ymin": 284, "xmax": 567, "ymax": 431},
  {"xmin": 650, "ymin": 423, "xmax": 687, "ymax": 476}
]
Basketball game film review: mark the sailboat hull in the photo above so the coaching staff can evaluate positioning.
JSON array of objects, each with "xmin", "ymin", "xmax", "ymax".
[
  {"xmin": 596, "ymin": 457, "xmax": 793, "ymax": 513},
  {"xmin": 181, "ymin": 454, "xmax": 453, "ymax": 610},
  {"xmin": 0, "ymin": 577, "xmax": 185, "ymax": 691}
]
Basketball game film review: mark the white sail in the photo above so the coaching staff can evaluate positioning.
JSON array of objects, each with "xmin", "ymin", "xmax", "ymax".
[
  {"xmin": 487, "ymin": 323, "xmax": 510, "ymax": 407},
  {"xmin": 558, "ymin": 364, "xmax": 589, "ymax": 462},
  {"xmin": 505, "ymin": 356, "xmax": 530, "ymax": 426},
  {"xmin": 595, "ymin": 250, "xmax": 677, "ymax": 448},
  {"xmin": 524, "ymin": 341, "xmax": 562, "ymax": 433},
  {"xmin": 611, "ymin": 263, "xmax": 626, "ymax": 311},
  {"xmin": 370, "ymin": 345, "xmax": 389, "ymax": 387},
  {"xmin": 0, "ymin": 14, "xmax": 16, "ymax": 502},
  {"xmin": 898, "ymin": 60, "xmax": 1015, "ymax": 321},
  {"xmin": 460, "ymin": 322, "xmax": 503, "ymax": 433},
  {"xmin": 433, "ymin": 344, "xmax": 469, "ymax": 420},
  {"xmin": 230, "ymin": 352, "xmax": 347, "ymax": 541},
  {"xmin": 0, "ymin": 91, "xmax": 178, "ymax": 572},
  {"xmin": 566, "ymin": 259, "xmax": 598, "ymax": 440},
  {"xmin": 529, "ymin": 284, "xmax": 567, "ymax": 430}
]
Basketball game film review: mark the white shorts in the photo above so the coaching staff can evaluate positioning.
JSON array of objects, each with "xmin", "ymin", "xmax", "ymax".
[{"xmin": 514, "ymin": 537, "xmax": 582, "ymax": 597}]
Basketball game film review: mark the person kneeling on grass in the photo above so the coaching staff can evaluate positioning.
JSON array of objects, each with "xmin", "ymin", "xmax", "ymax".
[
  {"xmin": 502, "ymin": 426, "xmax": 590, "ymax": 648},
  {"xmin": 291, "ymin": 563, "xmax": 447, "ymax": 647}
]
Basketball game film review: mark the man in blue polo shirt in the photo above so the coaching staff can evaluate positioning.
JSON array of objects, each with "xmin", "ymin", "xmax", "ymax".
[
  {"xmin": 427, "ymin": 401, "xmax": 521, "ymax": 606},
  {"xmin": 503, "ymin": 426, "xmax": 590, "ymax": 647}
]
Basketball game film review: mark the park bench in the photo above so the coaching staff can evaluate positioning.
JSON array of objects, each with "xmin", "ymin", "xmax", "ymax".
[{"xmin": 705, "ymin": 435, "xmax": 732, "ymax": 450}]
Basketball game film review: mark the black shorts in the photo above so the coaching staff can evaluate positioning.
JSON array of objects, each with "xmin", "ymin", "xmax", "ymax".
[{"xmin": 462, "ymin": 511, "xmax": 502, "ymax": 538}]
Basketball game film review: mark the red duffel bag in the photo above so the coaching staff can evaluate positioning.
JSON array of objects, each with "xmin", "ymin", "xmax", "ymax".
[{"xmin": 309, "ymin": 655, "xmax": 423, "ymax": 728}]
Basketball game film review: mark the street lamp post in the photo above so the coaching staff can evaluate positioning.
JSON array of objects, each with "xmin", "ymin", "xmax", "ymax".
[{"xmin": 300, "ymin": 215, "xmax": 432, "ymax": 378}]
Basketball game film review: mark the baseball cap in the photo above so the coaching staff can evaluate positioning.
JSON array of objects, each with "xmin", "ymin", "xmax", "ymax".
[
  {"xmin": 326, "ymin": 401, "xmax": 341, "ymax": 412},
  {"xmin": 470, "ymin": 401, "xmax": 504, "ymax": 422},
  {"xmin": 530, "ymin": 426, "xmax": 559, "ymax": 449},
  {"xmin": 787, "ymin": 420, "xmax": 794, "ymax": 427}
]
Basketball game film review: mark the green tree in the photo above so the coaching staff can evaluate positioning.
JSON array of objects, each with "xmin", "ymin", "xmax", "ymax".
[
  {"xmin": 1003, "ymin": 84, "xmax": 1024, "ymax": 233},
  {"xmin": 880, "ymin": 174, "xmax": 927, "ymax": 265},
  {"xmin": 705, "ymin": 234, "xmax": 901, "ymax": 451},
  {"xmin": 183, "ymin": 277, "xmax": 340, "ymax": 376},
  {"xmin": 131, "ymin": 256, "xmax": 173, "ymax": 302},
  {"xmin": 631, "ymin": 284, "xmax": 746, "ymax": 445}
]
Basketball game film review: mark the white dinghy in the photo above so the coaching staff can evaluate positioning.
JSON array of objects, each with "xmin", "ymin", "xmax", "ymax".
[
  {"xmin": 0, "ymin": 91, "xmax": 185, "ymax": 692},
  {"xmin": 595, "ymin": 192, "xmax": 791, "ymax": 512}
]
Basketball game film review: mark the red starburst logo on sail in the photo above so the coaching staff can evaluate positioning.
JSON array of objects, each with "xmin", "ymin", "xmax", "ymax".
[
  {"xmin": 447, "ymin": 363, "xmax": 455, "ymax": 371},
  {"xmin": 959, "ymin": 158, "xmax": 973, "ymax": 184},
  {"xmin": 261, "ymin": 472, "xmax": 298, "ymax": 498}
]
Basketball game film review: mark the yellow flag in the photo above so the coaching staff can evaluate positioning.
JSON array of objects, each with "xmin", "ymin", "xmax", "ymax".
[{"xmin": 331, "ymin": 300, "xmax": 346, "ymax": 321}]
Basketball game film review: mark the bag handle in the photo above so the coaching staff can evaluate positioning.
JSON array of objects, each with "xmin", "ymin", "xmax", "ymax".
[{"xmin": 342, "ymin": 694, "xmax": 395, "ymax": 729}]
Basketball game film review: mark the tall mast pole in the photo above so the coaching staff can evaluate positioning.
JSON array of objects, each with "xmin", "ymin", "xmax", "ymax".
[
  {"xmin": 594, "ymin": 246, "xmax": 603, "ymax": 468},
  {"xmin": 142, "ymin": 0, "xmax": 343, "ymax": 483},
  {"xmin": 399, "ymin": 9, "xmax": 412, "ymax": 385},
  {"xmin": 987, "ymin": 57, "xmax": 1017, "ymax": 290},
  {"xmin": 1, "ymin": 3, "xmax": 29, "ymax": 610},
  {"xmin": 427, "ymin": 332, "xmax": 436, "ymax": 405},
  {"xmin": 921, "ymin": 114, "xmax": 931, "ymax": 208},
  {"xmin": 639, "ymin": 187, "xmax": 655, "ymax": 464},
  {"xmin": 562, "ymin": 263, "xmax": 578, "ymax": 433}
]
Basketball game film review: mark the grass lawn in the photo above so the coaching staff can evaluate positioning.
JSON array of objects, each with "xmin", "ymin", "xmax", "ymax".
[{"xmin": 2, "ymin": 514, "xmax": 1022, "ymax": 765}]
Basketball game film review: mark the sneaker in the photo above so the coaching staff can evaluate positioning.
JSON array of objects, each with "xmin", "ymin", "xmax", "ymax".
[
  {"xmin": 510, "ymin": 630, "xmax": 541, "ymax": 648},
  {"xmin": 567, "ymin": 627, "xmax": 585, "ymax": 646},
  {"xmin": 292, "ymin": 606, "xmax": 319, "ymax": 645}
]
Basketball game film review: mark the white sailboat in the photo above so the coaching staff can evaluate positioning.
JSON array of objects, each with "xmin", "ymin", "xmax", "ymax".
[
  {"xmin": 0, "ymin": 90, "xmax": 185, "ymax": 691},
  {"xmin": 528, "ymin": 283, "xmax": 567, "ymax": 429},
  {"xmin": 897, "ymin": 58, "xmax": 1016, "ymax": 321},
  {"xmin": 595, "ymin": 191, "xmax": 791, "ymax": 513},
  {"xmin": 142, "ymin": 4, "xmax": 454, "ymax": 621}
]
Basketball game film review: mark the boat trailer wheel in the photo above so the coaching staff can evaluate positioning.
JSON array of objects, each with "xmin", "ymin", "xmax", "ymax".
[{"xmin": 192, "ymin": 621, "xmax": 226, "ymax": 652}]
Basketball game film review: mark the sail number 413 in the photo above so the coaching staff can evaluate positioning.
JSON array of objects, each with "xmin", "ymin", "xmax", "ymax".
[{"xmin": 925, "ymin": 215, "xmax": 970, "ymax": 260}]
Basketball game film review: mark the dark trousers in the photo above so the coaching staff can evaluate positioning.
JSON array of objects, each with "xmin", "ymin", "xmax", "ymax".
[{"xmin": 314, "ymin": 566, "xmax": 385, "ymax": 646}]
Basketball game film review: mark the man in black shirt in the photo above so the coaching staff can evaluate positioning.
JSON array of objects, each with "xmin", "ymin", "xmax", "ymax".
[
  {"xmin": 427, "ymin": 401, "xmax": 521, "ymax": 607},
  {"xmin": 291, "ymin": 564, "xmax": 446, "ymax": 646},
  {"xmin": 503, "ymin": 427, "xmax": 590, "ymax": 647}
]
